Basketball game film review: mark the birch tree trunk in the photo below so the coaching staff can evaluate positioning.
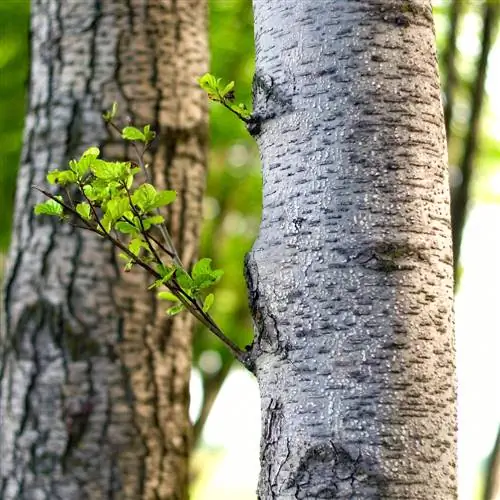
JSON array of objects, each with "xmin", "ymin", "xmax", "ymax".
[
  {"xmin": 246, "ymin": 1, "xmax": 457, "ymax": 498},
  {"xmin": 0, "ymin": 1, "xmax": 207, "ymax": 499}
]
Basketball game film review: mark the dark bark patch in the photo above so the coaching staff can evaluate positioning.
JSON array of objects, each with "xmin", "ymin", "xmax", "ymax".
[{"xmin": 291, "ymin": 441, "xmax": 381, "ymax": 499}]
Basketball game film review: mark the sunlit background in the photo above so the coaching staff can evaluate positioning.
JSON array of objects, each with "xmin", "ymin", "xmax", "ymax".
[{"xmin": 0, "ymin": 1, "xmax": 498, "ymax": 499}]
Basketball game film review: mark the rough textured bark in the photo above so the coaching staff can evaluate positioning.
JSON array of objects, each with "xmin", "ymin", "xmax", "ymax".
[
  {"xmin": 246, "ymin": 1, "xmax": 457, "ymax": 498},
  {"xmin": 0, "ymin": 1, "xmax": 208, "ymax": 499}
]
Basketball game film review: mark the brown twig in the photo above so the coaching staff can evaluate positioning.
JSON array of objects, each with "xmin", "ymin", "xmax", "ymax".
[{"xmin": 122, "ymin": 183, "xmax": 163, "ymax": 266}]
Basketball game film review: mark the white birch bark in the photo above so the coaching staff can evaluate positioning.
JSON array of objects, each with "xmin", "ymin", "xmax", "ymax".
[
  {"xmin": 247, "ymin": 1, "xmax": 457, "ymax": 498},
  {"xmin": 0, "ymin": 1, "xmax": 208, "ymax": 498}
]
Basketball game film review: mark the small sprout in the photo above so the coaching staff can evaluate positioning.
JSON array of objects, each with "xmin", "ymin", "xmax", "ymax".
[
  {"xmin": 102, "ymin": 102, "xmax": 118, "ymax": 122},
  {"xmin": 198, "ymin": 73, "xmax": 251, "ymax": 121}
]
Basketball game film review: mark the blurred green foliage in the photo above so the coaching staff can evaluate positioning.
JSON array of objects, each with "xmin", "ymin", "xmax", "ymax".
[
  {"xmin": 0, "ymin": 0, "xmax": 29, "ymax": 250},
  {"xmin": 192, "ymin": 0, "xmax": 258, "ymax": 372}
]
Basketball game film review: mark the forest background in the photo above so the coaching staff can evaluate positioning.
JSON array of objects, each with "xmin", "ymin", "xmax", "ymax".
[{"xmin": 0, "ymin": 0, "xmax": 498, "ymax": 498}]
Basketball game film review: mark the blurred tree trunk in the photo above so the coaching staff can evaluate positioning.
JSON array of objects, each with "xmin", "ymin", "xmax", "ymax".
[
  {"xmin": 449, "ymin": 1, "xmax": 499, "ymax": 285},
  {"xmin": 0, "ymin": 1, "xmax": 208, "ymax": 499},
  {"xmin": 246, "ymin": 1, "xmax": 456, "ymax": 498}
]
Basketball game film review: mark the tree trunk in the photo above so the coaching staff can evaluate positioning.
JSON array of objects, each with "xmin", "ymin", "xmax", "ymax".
[
  {"xmin": 0, "ymin": 1, "xmax": 208, "ymax": 499},
  {"xmin": 246, "ymin": 1, "xmax": 457, "ymax": 498}
]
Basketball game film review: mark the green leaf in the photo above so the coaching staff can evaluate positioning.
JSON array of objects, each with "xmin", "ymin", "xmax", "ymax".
[
  {"xmin": 118, "ymin": 252, "xmax": 134, "ymax": 271},
  {"xmin": 106, "ymin": 197, "xmax": 130, "ymax": 220},
  {"xmin": 192, "ymin": 258, "xmax": 213, "ymax": 280},
  {"xmin": 143, "ymin": 124, "xmax": 156, "ymax": 143},
  {"xmin": 198, "ymin": 73, "xmax": 218, "ymax": 92},
  {"xmin": 142, "ymin": 214, "xmax": 164, "ymax": 230},
  {"xmin": 75, "ymin": 202, "xmax": 92, "ymax": 221},
  {"xmin": 221, "ymin": 81, "xmax": 235, "ymax": 97},
  {"xmin": 91, "ymin": 160, "xmax": 129, "ymax": 181},
  {"xmin": 82, "ymin": 146, "xmax": 99, "ymax": 158},
  {"xmin": 129, "ymin": 237, "xmax": 149, "ymax": 256},
  {"xmin": 34, "ymin": 197, "xmax": 64, "ymax": 217},
  {"xmin": 152, "ymin": 265, "xmax": 176, "ymax": 285},
  {"xmin": 132, "ymin": 183, "xmax": 157, "ymax": 212},
  {"xmin": 166, "ymin": 304, "xmax": 185, "ymax": 316},
  {"xmin": 148, "ymin": 265, "xmax": 175, "ymax": 289},
  {"xmin": 122, "ymin": 126, "xmax": 146, "ymax": 142},
  {"xmin": 46, "ymin": 169, "xmax": 77, "ymax": 185},
  {"xmin": 103, "ymin": 102, "xmax": 118, "ymax": 121},
  {"xmin": 115, "ymin": 221, "xmax": 137, "ymax": 234},
  {"xmin": 70, "ymin": 147, "xmax": 100, "ymax": 178},
  {"xmin": 153, "ymin": 190, "xmax": 176, "ymax": 208},
  {"xmin": 190, "ymin": 258, "xmax": 224, "ymax": 289},
  {"xmin": 158, "ymin": 291, "xmax": 180, "ymax": 302},
  {"xmin": 175, "ymin": 268, "xmax": 195, "ymax": 292},
  {"xmin": 202, "ymin": 293, "xmax": 214, "ymax": 313}
]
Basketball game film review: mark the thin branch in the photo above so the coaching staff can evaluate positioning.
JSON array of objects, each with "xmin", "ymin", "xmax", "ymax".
[
  {"xmin": 122, "ymin": 183, "xmax": 163, "ymax": 266},
  {"xmin": 443, "ymin": 0, "xmax": 463, "ymax": 139},
  {"xmin": 122, "ymin": 214, "xmax": 175, "ymax": 258},
  {"xmin": 451, "ymin": 2, "xmax": 499, "ymax": 287},
  {"xmin": 34, "ymin": 185, "xmax": 253, "ymax": 369},
  {"xmin": 218, "ymin": 99, "xmax": 251, "ymax": 123}
]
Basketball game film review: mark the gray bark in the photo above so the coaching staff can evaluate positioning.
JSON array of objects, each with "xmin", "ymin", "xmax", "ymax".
[
  {"xmin": 0, "ymin": 1, "xmax": 208, "ymax": 499},
  {"xmin": 246, "ymin": 1, "xmax": 457, "ymax": 498}
]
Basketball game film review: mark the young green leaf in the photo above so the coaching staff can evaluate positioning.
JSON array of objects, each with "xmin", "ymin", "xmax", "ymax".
[
  {"xmin": 157, "ymin": 291, "xmax": 180, "ymax": 302},
  {"xmin": 157, "ymin": 265, "xmax": 176, "ymax": 281},
  {"xmin": 192, "ymin": 258, "xmax": 213, "ymax": 279},
  {"xmin": 47, "ymin": 169, "xmax": 77, "ymax": 185},
  {"xmin": 221, "ymin": 81, "xmax": 235, "ymax": 98},
  {"xmin": 122, "ymin": 126, "xmax": 146, "ymax": 142},
  {"xmin": 103, "ymin": 102, "xmax": 118, "ymax": 122},
  {"xmin": 75, "ymin": 202, "xmax": 92, "ymax": 221},
  {"xmin": 91, "ymin": 160, "xmax": 129, "ymax": 181},
  {"xmin": 198, "ymin": 73, "xmax": 218, "ymax": 93},
  {"xmin": 70, "ymin": 147, "xmax": 100, "ymax": 178},
  {"xmin": 128, "ymin": 237, "xmax": 149, "ymax": 256},
  {"xmin": 132, "ymin": 183, "xmax": 157, "ymax": 212},
  {"xmin": 143, "ymin": 124, "xmax": 156, "ymax": 143},
  {"xmin": 153, "ymin": 190, "xmax": 176, "ymax": 208},
  {"xmin": 148, "ymin": 266, "xmax": 176, "ymax": 289},
  {"xmin": 166, "ymin": 304, "xmax": 185, "ymax": 316},
  {"xmin": 118, "ymin": 252, "xmax": 135, "ymax": 271},
  {"xmin": 34, "ymin": 198, "xmax": 64, "ymax": 217},
  {"xmin": 142, "ymin": 214, "xmax": 165, "ymax": 230},
  {"xmin": 202, "ymin": 293, "xmax": 214, "ymax": 313},
  {"xmin": 175, "ymin": 268, "xmax": 195, "ymax": 293},
  {"xmin": 105, "ymin": 197, "xmax": 130, "ymax": 220},
  {"xmin": 115, "ymin": 221, "xmax": 137, "ymax": 234}
]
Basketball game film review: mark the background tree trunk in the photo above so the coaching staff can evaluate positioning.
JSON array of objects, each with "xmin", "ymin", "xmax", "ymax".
[
  {"xmin": 246, "ymin": 1, "xmax": 457, "ymax": 498},
  {"xmin": 0, "ymin": 1, "xmax": 207, "ymax": 499}
]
